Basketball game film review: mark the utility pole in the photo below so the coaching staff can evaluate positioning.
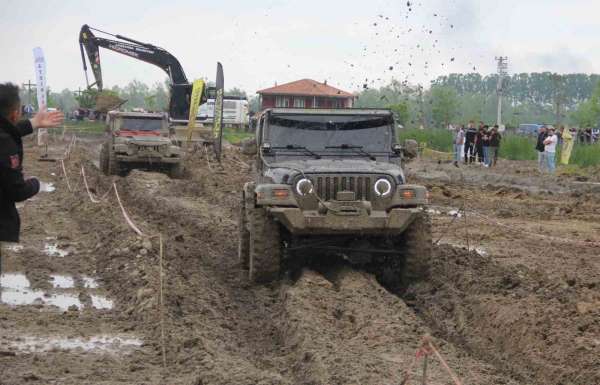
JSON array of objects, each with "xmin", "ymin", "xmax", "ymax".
[
  {"xmin": 417, "ymin": 84, "xmax": 426, "ymax": 129},
  {"xmin": 495, "ymin": 56, "xmax": 508, "ymax": 128},
  {"xmin": 21, "ymin": 80, "xmax": 37, "ymax": 117}
]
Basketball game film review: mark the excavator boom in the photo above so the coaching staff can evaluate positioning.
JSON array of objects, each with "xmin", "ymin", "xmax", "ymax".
[{"xmin": 79, "ymin": 24, "xmax": 193, "ymax": 119}]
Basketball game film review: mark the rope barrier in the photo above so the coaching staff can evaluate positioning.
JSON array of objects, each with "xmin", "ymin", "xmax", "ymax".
[
  {"xmin": 158, "ymin": 234, "xmax": 167, "ymax": 369},
  {"xmin": 430, "ymin": 204, "xmax": 600, "ymax": 248},
  {"xmin": 425, "ymin": 338, "xmax": 463, "ymax": 385},
  {"xmin": 113, "ymin": 183, "xmax": 145, "ymax": 236},
  {"xmin": 81, "ymin": 166, "xmax": 100, "ymax": 203},
  {"xmin": 401, "ymin": 336, "xmax": 464, "ymax": 385},
  {"xmin": 60, "ymin": 159, "xmax": 73, "ymax": 192}
]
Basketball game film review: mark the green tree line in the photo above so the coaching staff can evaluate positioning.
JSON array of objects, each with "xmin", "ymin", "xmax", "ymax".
[{"xmin": 356, "ymin": 73, "xmax": 600, "ymax": 129}]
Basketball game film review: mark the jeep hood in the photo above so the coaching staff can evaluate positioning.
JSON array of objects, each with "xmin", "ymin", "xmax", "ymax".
[{"xmin": 265, "ymin": 159, "xmax": 405, "ymax": 184}]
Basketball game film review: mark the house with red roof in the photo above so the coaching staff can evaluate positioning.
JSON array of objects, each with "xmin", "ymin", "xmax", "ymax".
[{"xmin": 256, "ymin": 79, "xmax": 355, "ymax": 110}]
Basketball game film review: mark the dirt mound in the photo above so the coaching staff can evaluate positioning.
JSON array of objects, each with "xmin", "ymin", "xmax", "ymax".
[{"xmin": 409, "ymin": 245, "xmax": 600, "ymax": 385}]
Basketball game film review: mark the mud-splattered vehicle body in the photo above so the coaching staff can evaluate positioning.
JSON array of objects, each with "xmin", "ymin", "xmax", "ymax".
[
  {"xmin": 239, "ymin": 108, "xmax": 431, "ymax": 284},
  {"xmin": 100, "ymin": 111, "xmax": 184, "ymax": 178}
]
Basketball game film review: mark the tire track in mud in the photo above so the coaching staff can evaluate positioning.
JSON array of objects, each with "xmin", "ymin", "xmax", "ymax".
[{"xmin": 97, "ymin": 151, "xmax": 520, "ymax": 384}]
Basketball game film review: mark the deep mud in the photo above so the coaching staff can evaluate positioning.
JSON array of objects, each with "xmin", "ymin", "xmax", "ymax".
[{"xmin": 1, "ymin": 137, "xmax": 598, "ymax": 384}]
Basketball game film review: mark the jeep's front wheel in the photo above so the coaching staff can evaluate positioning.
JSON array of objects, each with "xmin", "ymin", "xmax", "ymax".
[
  {"xmin": 401, "ymin": 211, "xmax": 432, "ymax": 284},
  {"xmin": 248, "ymin": 206, "xmax": 281, "ymax": 283},
  {"xmin": 102, "ymin": 141, "xmax": 120, "ymax": 176},
  {"xmin": 99, "ymin": 142, "xmax": 109, "ymax": 175}
]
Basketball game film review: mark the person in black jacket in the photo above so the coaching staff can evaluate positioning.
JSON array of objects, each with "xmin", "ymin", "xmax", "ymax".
[
  {"xmin": 0, "ymin": 83, "xmax": 63, "ymax": 244},
  {"xmin": 535, "ymin": 125, "xmax": 548, "ymax": 172},
  {"xmin": 463, "ymin": 120, "xmax": 477, "ymax": 164}
]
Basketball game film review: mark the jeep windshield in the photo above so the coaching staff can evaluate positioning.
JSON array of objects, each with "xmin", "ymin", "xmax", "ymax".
[
  {"xmin": 267, "ymin": 114, "xmax": 393, "ymax": 155},
  {"xmin": 118, "ymin": 117, "xmax": 163, "ymax": 131}
]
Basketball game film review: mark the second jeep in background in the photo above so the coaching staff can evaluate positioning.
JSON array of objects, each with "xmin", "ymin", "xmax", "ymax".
[{"xmin": 100, "ymin": 111, "xmax": 184, "ymax": 178}]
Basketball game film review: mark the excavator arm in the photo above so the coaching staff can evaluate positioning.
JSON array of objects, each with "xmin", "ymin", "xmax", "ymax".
[{"xmin": 79, "ymin": 24, "xmax": 195, "ymax": 119}]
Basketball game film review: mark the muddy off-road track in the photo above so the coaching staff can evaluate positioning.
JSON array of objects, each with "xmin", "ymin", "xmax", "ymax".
[{"xmin": 0, "ymin": 135, "xmax": 598, "ymax": 385}]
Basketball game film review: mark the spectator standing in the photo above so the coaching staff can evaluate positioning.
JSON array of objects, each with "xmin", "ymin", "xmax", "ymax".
[
  {"xmin": 584, "ymin": 128, "xmax": 592, "ymax": 144},
  {"xmin": 488, "ymin": 125, "xmax": 502, "ymax": 167},
  {"xmin": 543, "ymin": 127, "xmax": 558, "ymax": 174},
  {"xmin": 536, "ymin": 126, "xmax": 548, "ymax": 172},
  {"xmin": 475, "ymin": 126, "xmax": 485, "ymax": 165},
  {"xmin": 453, "ymin": 125, "xmax": 465, "ymax": 167},
  {"xmin": 482, "ymin": 125, "xmax": 491, "ymax": 167},
  {"xmin": 560, "ymin": 126, "xmax": 574, "ymax": 165},
  {"xmin": 464, "ymin": 121, "xmax": 477, "ymax": 164}
]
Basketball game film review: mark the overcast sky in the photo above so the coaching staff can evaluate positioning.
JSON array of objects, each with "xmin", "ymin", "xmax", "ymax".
[{"xmin": 1, "ymin": 0, "xmax": 599, "ymax": 95}]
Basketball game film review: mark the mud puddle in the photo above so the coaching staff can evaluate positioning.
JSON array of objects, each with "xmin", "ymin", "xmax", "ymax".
[
  {"xmin": 1, "ymin": 272, "xmax": 113, "ymax": 311},
  {"xmin": 5, "ymin": 335, "xmax": 142, "ymax": 355}
]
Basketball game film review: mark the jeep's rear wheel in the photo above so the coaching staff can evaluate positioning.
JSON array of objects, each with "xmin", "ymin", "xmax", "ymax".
[
  {"xmin": 401, "ymin": 211, "xmax": 432, "ymax": 284},
  {"xmin": 248, "ymin": 206, "xmax": 281, "ymax": 283},
  {"xmin": 238, "ymin": 194, "xmax": 250, "ymax": 269}
]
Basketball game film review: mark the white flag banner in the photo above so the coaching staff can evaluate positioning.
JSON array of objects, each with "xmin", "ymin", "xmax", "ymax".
[
  {"xmin": 33, "ymin": 47, "xmax": 47, "ymax": 110},
  {"xmin": 33, "ymin": 47, "xmax": 49, "ymax": 147}
]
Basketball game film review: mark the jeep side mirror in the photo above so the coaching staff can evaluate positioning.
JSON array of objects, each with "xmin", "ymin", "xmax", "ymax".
[
  {"xmin": 392, "ymin": 143, "xmax": 402, "ymax": 155},
  {"xmin": 261, "ymin": 142, "xmax": 272, "ymax": 153}
]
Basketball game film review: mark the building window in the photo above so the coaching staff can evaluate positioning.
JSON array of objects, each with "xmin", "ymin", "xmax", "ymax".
[
  {"xmin": 276, "ymin": 96, "xmax": 290, "ymax": 107},
  {"xmin": 331, "ymin": 99, "xmax": 341, "ymax": 108},
  {"xmin": 293, "ymin": 98, "xmax": 305, "ymax": 108}
]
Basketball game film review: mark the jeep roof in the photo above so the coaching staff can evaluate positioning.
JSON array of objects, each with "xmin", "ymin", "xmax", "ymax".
[{"xmin": 107, "ymin": 110, "xmax": 166, "ymax": 119}]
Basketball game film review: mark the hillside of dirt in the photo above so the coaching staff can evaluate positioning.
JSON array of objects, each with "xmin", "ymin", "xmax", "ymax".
[{"xmin": 1, "ymin": 136, "xmax": 598, "ymax": 385}]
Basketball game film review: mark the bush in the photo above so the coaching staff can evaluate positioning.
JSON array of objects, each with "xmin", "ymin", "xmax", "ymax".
[{"xmin": 498, "ymin": 134, "xmax": 537, "ymax": 160}]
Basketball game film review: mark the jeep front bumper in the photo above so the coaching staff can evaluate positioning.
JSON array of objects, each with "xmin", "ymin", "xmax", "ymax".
[{"xmin": 268, "ymin": 207, "xmax": 422, "ymax": 235}]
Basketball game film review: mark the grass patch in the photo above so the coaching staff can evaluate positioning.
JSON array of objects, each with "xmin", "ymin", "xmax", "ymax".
[
  {"xmin": 397, "ymin": 128, "xmax": 453, "ymax": 152},
  {"xmin": 570, "ymin": 144, "xmax": 600, "ymax": 168},
  {"xmin": 223, "ymin": 129, "xmax": 253, "ymax": 144},
  {"xmin": 498, "ymin": 134, "xmax": 537, "ymax": 160},
  {"xmin": 59, "ymin": 120, "xmax": 105, "ymax": 134}
]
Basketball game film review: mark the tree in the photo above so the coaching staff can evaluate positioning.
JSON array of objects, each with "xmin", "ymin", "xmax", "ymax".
[
  {"xmin": 571, "ymin": 81, "xmax": 600, "ymax": 127},
  {"xmin": 387, "ymin": 101, "xmax": 410, "ymax": 126},
  {"xmin": 76, "ymin": 89, "xmax": 98, "ymax": 109},
  {"xmin": 430, "ymin": 86, "xmax": 459, "ymax": 128}
]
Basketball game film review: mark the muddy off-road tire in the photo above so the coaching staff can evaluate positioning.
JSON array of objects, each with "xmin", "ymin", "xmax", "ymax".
[
  {"xmin": 248, "ymin": 205, "xmax": 281, "ymax": 283},
  {"xmin": 238, "ymin": 194, "xmax": 250, "ymax": 269},
  {"xmin": 101, "ymin": 141, "xmax": 120, "ymax": 176},
  {"xmin": 401, "ymin": 211, "xmax": 433, "ymax": 284},
  {"xmin": 169, "ymin": 162, "xmax": 185, "ymax": 179}
]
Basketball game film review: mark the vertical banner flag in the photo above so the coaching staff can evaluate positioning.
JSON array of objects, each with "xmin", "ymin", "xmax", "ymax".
[
  {"xmin": 186, "ymin": 79, "xmax": 205, "ymax": 144},
  {"xmin": 213, "ymin": 63, "xmax": 224, "ymax": 162},
  {"xmin": 33, "ymin": 47, "xmax": 48, "ymax": 147},
  {"xmin": 33, "ymin": 47, "xmax": 47, "ymax": 109}
]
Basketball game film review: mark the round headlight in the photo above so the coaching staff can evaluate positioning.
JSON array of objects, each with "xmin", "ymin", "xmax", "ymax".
[
  {"xmin": 374, "ymin": 178, "xmax": 392, "ymax": 197},
  {"xmin": 295, "ymin": 178, "xmax": 314, "ymax": 196}
]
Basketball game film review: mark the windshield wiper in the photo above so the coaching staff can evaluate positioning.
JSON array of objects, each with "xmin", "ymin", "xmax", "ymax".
[
  {"xmin": 271, "ymin": 144, "xmax": 321, "ymax": 159},
  {"xmin": 325, "ymin": 144, "xmax": 376, "ymax": 161}
]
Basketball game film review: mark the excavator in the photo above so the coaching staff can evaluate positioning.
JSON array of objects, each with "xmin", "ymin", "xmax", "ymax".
[
  {"xmin": 79, "ymin": 24, "xmax": 198, "ymax": 120},
  {"xmin": 79, "ymin": 24, "xmax": 225, "ymax": 155}
]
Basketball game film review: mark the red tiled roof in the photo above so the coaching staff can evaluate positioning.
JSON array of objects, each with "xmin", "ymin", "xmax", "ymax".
[{"xmin": 257, "ymin": 79, "xmax": 354, "ymax": 97}]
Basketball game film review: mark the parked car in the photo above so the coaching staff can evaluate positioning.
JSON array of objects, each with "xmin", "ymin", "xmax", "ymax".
[{"xmin": 517, "ymin": 124, "xmax": 543, "ymax": 136}]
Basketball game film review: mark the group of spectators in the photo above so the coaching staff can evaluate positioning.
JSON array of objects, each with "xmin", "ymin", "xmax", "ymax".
[
  {"xmin": 452, "ymin": 121, "xmax": 502, "ymax": 168},
  {"xmin": 575, "ymin": 127, "xmax": 599, "ymax": 144}
]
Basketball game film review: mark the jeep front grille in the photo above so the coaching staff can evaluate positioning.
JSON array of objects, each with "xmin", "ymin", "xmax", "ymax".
[
  {"xmin": 313, "ymin": 175, "xmax": 374, "ymax": 201},
  {"xmin": 134, "ymin": 144, "xmax": 166, "ymax": 153}
]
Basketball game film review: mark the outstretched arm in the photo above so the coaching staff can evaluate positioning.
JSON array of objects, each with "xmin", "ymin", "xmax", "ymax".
[{"xmin": 30, "ymin": 109, "xmax": 64, "ymax": 129}]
